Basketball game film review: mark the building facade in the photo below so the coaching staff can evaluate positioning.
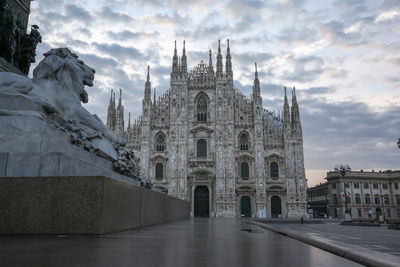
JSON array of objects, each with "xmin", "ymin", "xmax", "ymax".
[
  {"xmin": 307, "ymin": 182, "xmax": 329, "ymax": 218},
  {"xmin": 326, "ymin": 170, "xmax": 400, "ymax": 220},
  {"xmin": 106, "ymin": 40, "xmax": 308, "ymax": 218}
]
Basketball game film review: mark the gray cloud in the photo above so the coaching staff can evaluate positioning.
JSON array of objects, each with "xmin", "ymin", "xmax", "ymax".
[
  {"xmin": 97, "ymin": 7, "xmax": 135, "ymax": 23},
  {"xmin": 92, "ymin": 42, "xmax": 148, "ymax": 61},
  {"xmin": 107, "ymin": 30, "xmax": 159, "ymax": 40}
]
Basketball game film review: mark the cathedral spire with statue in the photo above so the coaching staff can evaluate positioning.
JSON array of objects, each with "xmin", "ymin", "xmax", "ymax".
[{"xmin": 106, "ymin": 40, "xmax": 308, "ymax": 218}]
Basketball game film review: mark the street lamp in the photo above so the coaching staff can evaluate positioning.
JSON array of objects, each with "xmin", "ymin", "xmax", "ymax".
[{"xmin": 334, "ymin": 164, "xmax": 351, "ymax": 219}]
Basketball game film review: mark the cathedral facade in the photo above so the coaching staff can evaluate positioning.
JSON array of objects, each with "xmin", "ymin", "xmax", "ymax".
[{"xmin": 106, "ymin": 40, "xmax": 307, "ymax": 218}]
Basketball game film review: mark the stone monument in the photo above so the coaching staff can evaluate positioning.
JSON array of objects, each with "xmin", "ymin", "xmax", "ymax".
[
  {"xmin": 0, "ymin": 48, "xmax": 190, "ymax": 234},
  {"xmin": 0, "ymin": 0, "xmax": 41, "ymax": 75}
]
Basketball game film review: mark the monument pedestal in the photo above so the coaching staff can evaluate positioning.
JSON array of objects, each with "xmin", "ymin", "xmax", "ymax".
[
  {"xmin": 0, "ymin": 116, "xmax": 190, "ymax": 234},
  {"xmin": 0, "ymin": 176, "xmax": 189, "ymax": 234}
]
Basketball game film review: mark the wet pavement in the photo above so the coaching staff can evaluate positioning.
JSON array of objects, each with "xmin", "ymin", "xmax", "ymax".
[
  {"xmin": 0, "ymin": 219, "xmax": 361, "ymax": 267},
  {"xmin": 257, "ymin": 221, "xmax": 400, "ymax": 257}
]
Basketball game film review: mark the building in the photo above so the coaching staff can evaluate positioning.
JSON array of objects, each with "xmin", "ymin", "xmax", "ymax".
[
  {"xmin": 326, "ymin": 170, "xmax": 400, "ymax": 220},
  {"xmin": 106, "ymin": 40, "xmax": 308, "ymax": 218},
  {"xmin": 307, "ymin": 182, "xmax": 329, "ymax": 218}
]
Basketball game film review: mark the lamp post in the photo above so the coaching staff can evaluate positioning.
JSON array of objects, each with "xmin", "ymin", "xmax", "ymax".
[{"xmin": 334, "ymin": 164, "xmax": 351, "ymax": 220}]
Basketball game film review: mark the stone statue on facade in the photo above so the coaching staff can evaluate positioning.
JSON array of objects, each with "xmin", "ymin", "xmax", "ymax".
[
  {"xmin": 0, "ymin": 2, "xmax": 41, "ymax": 75},
  {"xmin": 18, "ymin": 25, "xmax": 42, "ymax": 74}
]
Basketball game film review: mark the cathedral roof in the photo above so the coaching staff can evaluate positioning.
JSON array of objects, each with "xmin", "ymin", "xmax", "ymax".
[{"xmin": 188, "ymin": 60, "xmax": 215, "ymax": 87}]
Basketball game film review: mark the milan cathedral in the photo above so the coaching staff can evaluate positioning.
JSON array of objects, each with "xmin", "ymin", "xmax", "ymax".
[{"xmin": 106, "ymin": 40, "xmax": 307, "ymax": 218}]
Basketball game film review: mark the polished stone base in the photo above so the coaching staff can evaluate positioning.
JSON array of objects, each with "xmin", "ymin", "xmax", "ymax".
[{"xmin": 0, "ymin": 176, "xmax": 190, "ymax": 234}]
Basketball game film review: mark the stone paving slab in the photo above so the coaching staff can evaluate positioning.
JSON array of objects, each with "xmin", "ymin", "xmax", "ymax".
[{"xmin": 247, "ymin": 220, "xmax": 400, "ymax": 267}]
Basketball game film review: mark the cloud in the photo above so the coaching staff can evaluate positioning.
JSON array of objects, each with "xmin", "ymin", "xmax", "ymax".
[
  {"xmin": 107, "ymin": 30, "xmax": 159, "ymax": 40},
  {"xmin": 97, "ymin": 7, "xmax": 135, "ymax": 23},
  {"xmin": 92, "ymin": 42, "xmax": 148, "ymax": 61}
]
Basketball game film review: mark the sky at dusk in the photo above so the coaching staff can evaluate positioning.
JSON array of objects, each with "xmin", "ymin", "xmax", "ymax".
[{"xmin": 28, "ymin": 0, "xmax": 400, "ymax": 186}]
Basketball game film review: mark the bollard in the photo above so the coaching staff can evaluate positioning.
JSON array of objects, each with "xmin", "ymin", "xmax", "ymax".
[{"xmin": 301, "ymin": 217, "xmax": 304, "ymax": 224}]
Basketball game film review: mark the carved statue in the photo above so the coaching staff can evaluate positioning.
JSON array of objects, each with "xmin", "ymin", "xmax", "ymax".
[
  {"xmin": 18, "ymin": 25, "xmax": 42, "ymax": 74},
  {"xmin": 0, "ymin": 2, "xmax": 17, "ymax": 64}
]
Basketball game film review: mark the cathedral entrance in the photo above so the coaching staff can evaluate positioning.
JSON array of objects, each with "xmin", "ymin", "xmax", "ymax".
[
  {"xmin": 194, "ymin": 186, "xmax": 209, "ymax": 217},
  {"xmin": 271, "ymin": 196, "xmax": 282, "ymax": 218},
  {"xmin": 240, "ymin": 196, "xmax": 251, "ymax": 217}
]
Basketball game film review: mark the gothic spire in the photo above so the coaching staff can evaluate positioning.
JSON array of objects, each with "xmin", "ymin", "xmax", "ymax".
[
  {"xmin": 153, "ymin": 87, "xmax": 156, "ymax": 104},
  {"xmin": 216, "ymin": 39, "xmax": 223, "ymax": 78},
  {"xmin": 128, "ymin": 112, "xmax": 131, "ymax": 129},
  {"xmin": 252, "ymin": 62, "xmax": 260, "ymax": 99},
  {"xmin": 109, "ymin": 89, "xmax": 113, "ymax": 105},
  {"xmin": 145, "ymin": 65, "xmax": 151, "ymax": 99},
  {"xmin": 283, "ymin": 86, "xmax": 290, "ymax": 125},
  {"xmin": 208, "ymin": 49, "xmax": 214, "ymax": 75},
  {"xmin": 291, "ymin": 86, "xmax": 301, "ymax": 133},
  {"xmin": 118, "ymin": 88, "xmax": 122, "ymax": 107},
  {"xmin": 172, "ymin": 40, "xmax": 179, "ymax": 75},
  {"xmin": 181, "ymin": 40, "xmax": 187, "ymax": 74},
  {"xmin": 225, "ymin": 39, "xmax": 232, "ymax": 79}
]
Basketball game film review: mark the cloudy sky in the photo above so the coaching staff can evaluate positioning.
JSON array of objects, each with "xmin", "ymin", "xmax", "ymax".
[{"xmin": 29, "ymin": 0, "xmax": 400, "ymax": 186}]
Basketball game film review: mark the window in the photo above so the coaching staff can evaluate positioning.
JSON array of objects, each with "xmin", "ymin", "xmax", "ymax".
[
  {"xmin": 374, "ymin": 194, "xmax": 380, "ymax": 205},
  {"xmin": 396, "ymin": 195, "xmax": 400, "ymax": 205},
  {"xmin": 354, "ymin": 182, "xmax": 359, "ymax": 189},
  {"xmin": 373, "ymin": 183, "xmax": 378, "ymax": 189},
  {"xmin": 270, "ymin": 162, "xmax": 279, "ymax": 178},
  {"xmin": 333, "ymin": 194, "xmax": 337, "ymax": 204},
  {"xmin": 357, "ymin": 209, "xmax": 362, "ymax": 217},
  {"xmin": 364, "ymin": 182, "xmax": 369, "ymax": 189},
  {"xmin": 241, "ymin": 162, "xmax": 249, "ymax": 179},
  {"xmin": 345, "ymin": 182, "xmax": 349, "ymax": 189},
  {"xmin": 384, "ymin": 195, "xmax": 390, "ymax": 205},
  {"xmin": 382, "ymin": 183, "xmax": 388, "ymax": 190},
  {"xmin": 197, "ymin": 139, "xmax": 207, "ymax": 157},
  {"xmin": 155, "ymin": 133, "xmax": 165, "ymax": 152},
  {"xmin": 355, "ymin": 194, "xmax": 361, "ymax": 204},
  {"xmin": 395, "ymin": 183, "xmax": 399, "ymax": 190},
  {"xmin": 197, "ymin": 94, "xmax": 207, "ymax": 121},
  {"xmin": 155, "ymin": 163, "xmax": 163, "ymax": 180},
  {"xmin": 239, "ymin": 132, "xmax": 249, "ymax": 151},
  {"xmin": 332, "ymin": 183, "xmax": 336, "ymax": 189},
  {"xmin": 365, "ymin": 194, "xmax": 371, "ymax": 204}
]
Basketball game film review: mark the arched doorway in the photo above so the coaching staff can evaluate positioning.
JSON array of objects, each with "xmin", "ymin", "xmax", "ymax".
[
  {"xmin": 271, "ymin": 196, "xmax": 282, "ymax": 218},
  {"xmin": 194, "ymin": 186, "xmax": 209, "ymax": 217},
  {"xmin": 240, "ymin": 196, "xmax": 251, "ymax": 217}
]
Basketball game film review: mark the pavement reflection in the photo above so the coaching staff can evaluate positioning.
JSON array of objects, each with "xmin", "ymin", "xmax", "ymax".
[{"xmin": 0, "ymin": 218, "xmax": 361, "ymax": 266}]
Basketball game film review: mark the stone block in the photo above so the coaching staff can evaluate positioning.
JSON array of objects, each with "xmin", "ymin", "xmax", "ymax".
[
  {"xmin": 140, "ymin": 188, "xmax": 164, "ymax": 226},
  {"xmin": 38, "ymin": 152, "xmax": 60, "ymax": 176},
  {"xmin": 52, "ymin": 176, "xmax": 103, "ymax": 234},
  {"xmin": 0, "ymin": 177, "xmax": 54, "ymax": 233},
  {"xmin": 0, "ymin": 176, "xmax": 190, "ymax": 234},
  {"xmin": 6, "ymin": 152, "xmax": 41, "ymax": 176},
  {"xmin": 0, "ymin": 132, "xmax": 42, "ymax": 153},
  {"xmin": 100, "ymin": 178, "xmax": 141, "ymax": 233}
]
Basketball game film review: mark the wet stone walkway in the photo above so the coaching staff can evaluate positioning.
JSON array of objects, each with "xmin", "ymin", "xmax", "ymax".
[{"xmin": 0, "ymin": 219, "xmax": 361, "ymax": 266}]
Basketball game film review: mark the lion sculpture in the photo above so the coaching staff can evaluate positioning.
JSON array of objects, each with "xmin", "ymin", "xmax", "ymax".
[
  {"xmin": 0, "ymin": 47, "xmax": 151, "ymax": 187},
  {"xmin": 0, "ymin": 48, "xmax": 124, "ymax": 146}
]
